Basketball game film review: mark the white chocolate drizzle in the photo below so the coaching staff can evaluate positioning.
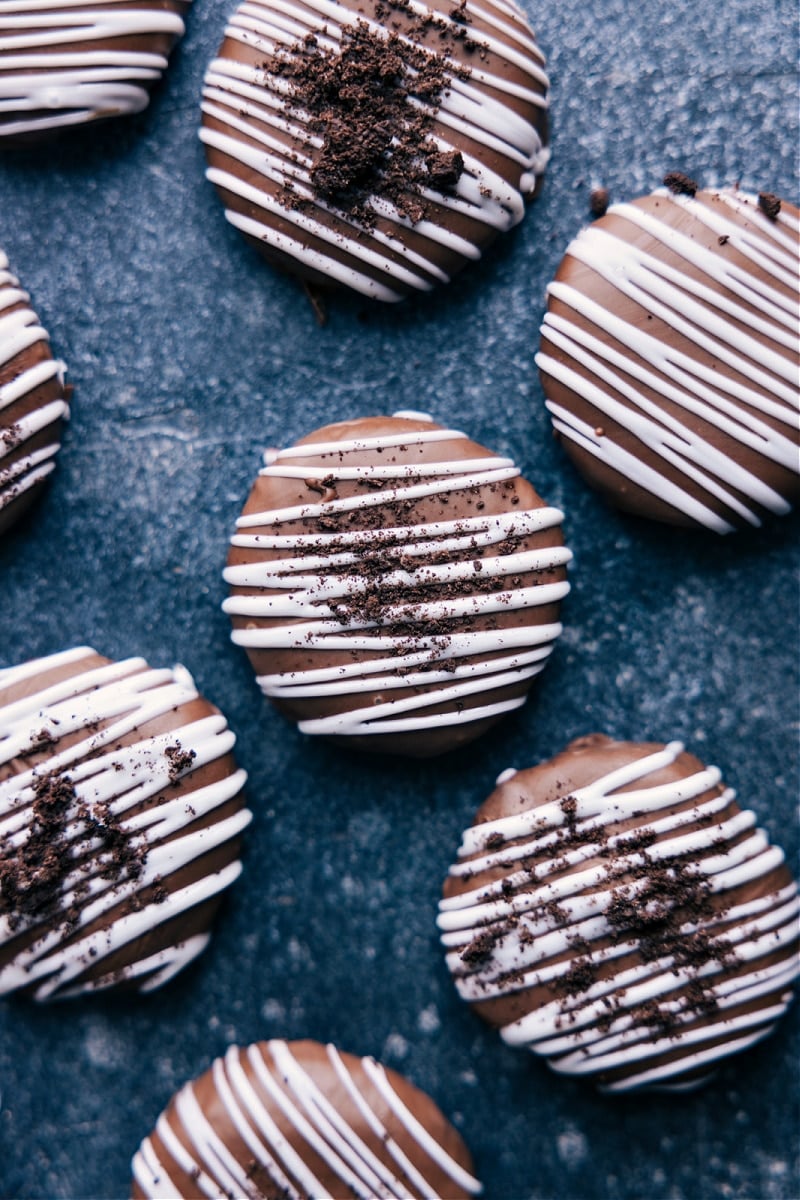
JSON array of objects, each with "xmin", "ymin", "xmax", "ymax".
[
  {"xmin": 132, "ymin": 1039, "xmax": 482, "ymax": 1198},
  {"xmin": 438, "ymin": 741, "xmax": 800, "ymax": 1092},
  {"xmin": 200, "ymin": 0, "xmax": 549, "ymax": 300},
  {"xmin": 0, "ymin": 0, "xmax": 187, "ymax": 140},
  {"xmin": 0, "ymin": 250, "xmax": 68, "ymax": 519},
  {"xmin": 223, "ymin": 422, "xmax": 571, "ymax": 742},
  {"xmin": 536, "ymin": 189, "xmax": 800, "ymax": 533},
  {"xmin": 0, "ymin": 646, "xmax": 250, "ymax": 1001}
]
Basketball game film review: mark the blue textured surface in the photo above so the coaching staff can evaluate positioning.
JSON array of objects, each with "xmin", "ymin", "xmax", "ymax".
[{"xmin": 1, "ymin": 0, "xmax": 799, "ymax": 1196}]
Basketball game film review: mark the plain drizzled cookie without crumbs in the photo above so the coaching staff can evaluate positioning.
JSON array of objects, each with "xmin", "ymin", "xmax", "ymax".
[
  {"xmin": 131, "ymin": 1038, "xmax": 482, "ymax": 1199},
  {"xmin": 438, "ymin": 735, "xmax": 800, "ymax": 1092},
  {"xmin": 536, "ymin": 181, "xmax": 800, "ymax": 533},
  {"xmin": 0, "ymin": 647, "xmax": 251, "ymax": 1000},
  {"xmin": 224, "ymin": 414, "xmax": 571, "ymax": 757},
  {"xmin": 0, "ymin": 251, "xmax": 69, "ymax": 535},
  {"xmin": 0, "ymin": 0, "xmax": 191, "ymax": 144},
  {"xmin": 200, "ymin": 0, "xmax": 550, "ymax": 301}
]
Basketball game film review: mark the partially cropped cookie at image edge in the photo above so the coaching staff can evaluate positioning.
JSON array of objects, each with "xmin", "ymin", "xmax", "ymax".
[
  {"xmin": 200, "ymin": 0, "xmax": 550, "ymax": 301},
  {"xmin": 536, "ymin": 181, "xmax": 800, "ymax": 533},
  {"xmin": 0, "ymin": 0, "xmax": 191, "ymax": 144},
  {"xmin": 439, "ymin": 735, "xmax": 800, "ymax": 1092},
  {"xmin": 224, "ymin": 413, "xmax": 571, "ymax": 758},
  {"xmin": 131, "ymin": 1038, "xmax": 482, "ymax": 1199},
  {"xmin": 0, "ymin": 251, "xmax": 69, "ymax": 535},
  {"xmin": 0, "ymin": 647, "xmax": 251, "ymax": 1001}
]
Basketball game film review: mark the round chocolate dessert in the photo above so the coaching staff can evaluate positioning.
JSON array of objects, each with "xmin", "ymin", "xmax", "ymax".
[
  {"xmin": 0, "ymin": 251, "xmax": 69, "ymax": 535},
  {"xmin": 131, "ymin": 1038, "xmax": 482, "ymax": 1199},
  {"xmin": 200, "ymin": 0, "xmax": 550, "ymax": 301},
  {"xmin": 0, "ymin": 646, "xmax": 251, "ymax": 1000},
  {"xmin": 224, "ymin": 413, "xmax": 571, "ymax": 757},
  {"xmin": 536, "ymin": 180, "xmax": 800, "ymax": 533},
  {"xmin": 0, "ymin": 0, "xmax": 190, "ymax": 144},
  {"xmin": 439, "ymin": 735, "xmax": 800, "ymax": 1092}
]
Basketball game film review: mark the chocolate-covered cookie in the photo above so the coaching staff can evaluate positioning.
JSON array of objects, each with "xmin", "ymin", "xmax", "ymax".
[
  {"xmin": 537, "ymin": 182, "xmax": 800, "ymax": 533},
  {"xmin": 224, "ymin": 414, "xmax": 571, "ymax": 757},
  {"xmin": 201, "ymin": 0, "xmax": 550, "ymax": 300},
  {"xmin": 439, "ymin": 735, "xmax": 800, "ymax": 1091},
  {"xmin": 0, "ymin": 647, "xmax": 250, "ymax": 1000}
]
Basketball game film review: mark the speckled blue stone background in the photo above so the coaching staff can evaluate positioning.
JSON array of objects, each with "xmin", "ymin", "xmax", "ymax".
[{"xmin": 1, "ymin": 0, "xmax": 798, "ymax": 1196}]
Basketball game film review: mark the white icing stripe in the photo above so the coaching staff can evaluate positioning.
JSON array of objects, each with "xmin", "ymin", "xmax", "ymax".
[
  {"xmin": 227, "ymin": 1046, "xmax": 319, "ymax": 1195},
  {"xmin": 0, "ymin": 647, "xmax": 251, "ymax": 1001},
  {"xmin": 537, "ymin": 188, "xmax": 800, "ymax": 531},
  {"xmin": 270, "ymin": 1040, "xmax": 401, "ymax": 1198},
  {"xmin": 0, "ymin": 643, "xmax": 89, "ymax": 689},
  {"xmin": 154, "ymin": 1110, "xmax": 222, "ymax": 1196},
  {"xmin": 361, "ymin": 1057, "xmax": 484, "ymax": 1196},
  {"xmin": 0, "ymin": 254, "xmax": 68, "ymax": 519},
  {"xmin": 225, "ymin": 424, "xmax": 570, "ymax": 739},
  {"xmin": 257, "ymin": 646, "xmax": 554, "ymax": 698},
  {"xmin": 0, "ymin": 446, "xmax": 58, "ymax": 502},
  {"xmin": 443, "ymin": 785, "xmax": 735, "ymax": 897},
  {"xmin": 223, "ymin": 1049, "xmax": 305, "ymax": 1197},
  {"xmin": 131, "ymin": 1138, "xmax": 183, "ymax": 1199},
  {"xmin": 439, "ymin": 742, "xmax": 800, "ymax": 1091},
  {"xmin": 1, "ymin": 361, "xmax": 62, "ymax": 409},
  {"xmin": 298, "ymin": 680, "xmax": 528, "ymax": 736},
  {"xmin": 222, "ymin": 201, "xmax": 418, "ymax": 302},
  {"xmin": 226, "ymin": 553, "xmax": 569, "ymax": 610},
  {"xmin": 266, "ymin": 427, "xmax": 468, "ymax": 457},
  {"xmin": 0, "ymin": 0, "xmax": 187, "ymax": 137},
  {"xmin": 328, "ymin": 1045, "xmax": 448, "ymax": 1198},
  {"xmin": 132, "ymin": 1041, "xmax": 482, "ymax": 1197},
  {"xmin": 515, "ymin": 931, "xmax": 800, "ymax": 1055},
  {"xmin": 200, "ymin": 0, "xmax": 549, "ymax": 299},
  {"xmin": 599, "ymin": 1027, "xmax": 779, "ymax": 1093},
  {"xmin": 229, "ymin": 587, "xmax": 567, "ymax": 635},
  {"xmin": 248, "ymin": 456, "xmax": 516, "ymax": 482},
  {"xmin": 232, "ymin": 506, "xmax": 561, "ymax": 550},
  {"xmin": 234, "ymin": 466, "xmax": 521, "ymax": 527}
]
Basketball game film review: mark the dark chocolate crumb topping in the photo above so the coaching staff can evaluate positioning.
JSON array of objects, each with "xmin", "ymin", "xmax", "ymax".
[
  {"xmin": 266, "ymin": 12, "xmax": 469, "ymax": 226},
  {"xmin": 663, "ymin": 171, "xmax": 698, "ymax": 197},
  {"xmin": 461, "ymin": 792, "xmax": 733, "ymax": 1036},
  {"xmin": 460, "ymin": 927, "xmax": 497, "ymax": 965},
  {"xmin": 165, "ymin": 742, "xmax": 197, "ymax": 784},
  {"xmin": 590, "ymin": 186, "xmax": 610, "ymax": 217},
  {"xmin": 19, "ymin": 727, "xmax": 57, "ymax": 758},
  {"xmin": 0, "ymin": 768, "xmax": 147, "ymax": 935},
  {"xmin": 294, "ymin": 473, "xmax": 537, "ymax": 668},
  {"xmin": 1, "ymin": 422, "xmax": 22, "ymax": 450},
  {"xmin": 758, "ymin": 191, "xmax": 782, "ymax": 221}
]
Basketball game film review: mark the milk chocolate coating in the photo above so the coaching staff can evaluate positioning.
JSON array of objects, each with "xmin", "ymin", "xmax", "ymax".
[
  {"xmin": 0, "ymin": 647, "xmax": 251, "ymax": 1000},
  {"xmin": 224, "ymin": 414, "xmax": 571, "ymax": 758},
  {"xmin": 0, "ymin": 251, "xmax": 69, "ymax": 535},
  {"xmin": 439, "ymin": 735, "xmax": 800, "ymax": 1092},
  {"xmin": 0, "ymin": 0, "xmax": 190, "ymax": 144},
  {"xmin": 537, "ymin": 186, "xmax": 800, "ymax": 533},
  {"xmin": 201, "ymin": 0, "xmax": 550, "ymax": 301},
  {"xmin": 131, "ymin": 1038, "xmax": 482, "ymax": 1199}
]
